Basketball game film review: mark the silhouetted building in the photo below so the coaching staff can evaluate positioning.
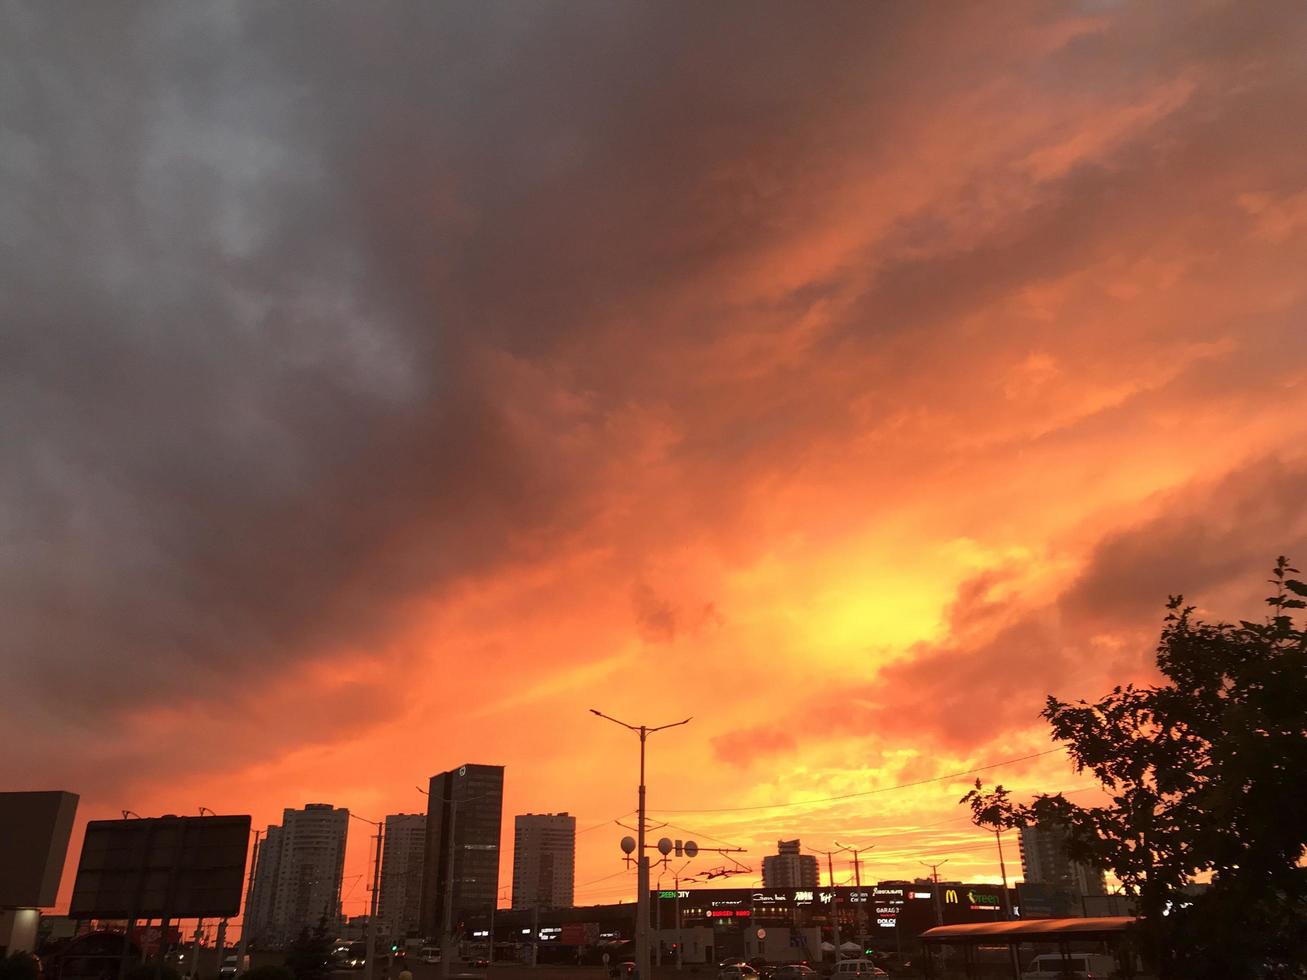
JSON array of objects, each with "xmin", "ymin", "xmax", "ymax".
[
  {"xmin": 246, "ymin": 804, "xmax": 348, "ymax": 947},
  {"xmin": 419, "ymin": 764, "xmax": 504, "ymax": 940},
  {"xmin": 380, "ymin": 813, "xmax": 427, "ymax": 938},
  {"xmin": 761, "ymin": 840, "xmax": 819, "ymax": 889},
  {"xmin": 1019, "ymin": 822, "xmax": 1106, "ymax": 896},
  {"xmin": 511, "ymin": 812, "xmax": 575, "ymax": 910}
]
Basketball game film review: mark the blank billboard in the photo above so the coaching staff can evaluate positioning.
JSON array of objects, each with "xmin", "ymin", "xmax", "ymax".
[
  {"xmin": 0, "ymin": 790, "xmax": 80, "ymax": 907},
  {"xmin": 70, "ymin": 815, "xmax": 251, "ymax": 919}
]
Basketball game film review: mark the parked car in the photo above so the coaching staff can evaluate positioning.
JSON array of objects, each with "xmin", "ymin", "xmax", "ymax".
[
  {"xmin": 719, "ymin": 958, "xmax": 747, "ymax": 969},
  {"xmin": 1022, "ymin": 953, "xmax": 1116, "ymax": 978},
  {"xmin": 218, "ymin": 955, "xmax": 240, "ymax": 980},
  {"xmin": 420, "ymin": 946, "xmax": 441, "ymax": 964},
  {"xmin": 719, "ymin": 966, "xmax": 760, "ymax": 980}
]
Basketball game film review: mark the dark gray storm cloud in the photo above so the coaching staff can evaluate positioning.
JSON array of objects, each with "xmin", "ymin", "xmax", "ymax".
[
  {"xmin": 4, "ymin": 0, "xmax": 1307, "ymax": 799},
  {"xmin": 0, "ymin": 2, "xmax": 926, "ymax": 781}
]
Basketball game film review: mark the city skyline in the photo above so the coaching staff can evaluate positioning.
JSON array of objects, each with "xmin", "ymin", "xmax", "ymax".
[{"xmin": 5, "ymin": 0, "xmax": 1307, "ymax": 958}]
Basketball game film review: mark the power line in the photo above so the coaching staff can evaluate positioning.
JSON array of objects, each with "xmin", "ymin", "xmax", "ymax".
[
  {"xmin": 648, "ymin": 748, "xmax": 1065, "ymax": 814},
  {"xmin": 577, "ymin": 811, "xmax": 636, "ymax": 835}
]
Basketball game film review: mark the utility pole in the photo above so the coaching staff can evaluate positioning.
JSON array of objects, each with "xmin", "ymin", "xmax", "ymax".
[
  {"xmin": 190, "ymin": 918, "xmax": 204, "ymax": 980},
  {"xmin": 235, "ymin": 831, "xmax": 261, "ymax": 973},
  {"xmin": 989, "ymin": 828, "xmax": 1021, "ymax": 979},
  {"xmin": 590, "ymin": 709, "xmax": 691, "ymax": 980},
  {"xmin": 670, "ymin": 863, "xmax": 690, "ymax": 971},
  {"xmin": 920, "ymin": 862, "xmax": 948, "ymax": 927},
  {"xmin": 836, "ymin": 842, "xmax": 873, "ymax": 948},
  {"xmin": 814, "ymin": 849, "xmax": 842, "ymax": 966},
  {"xmin": 349, "ymin": 814, "xmax": 384, "ymax": 980},
  {"xmin": 530, "ymin": 905, "xmax": 539, "ymax": 968},
  {"xmin": 441, "ymin": 802, "xmax": 458, "ymax": 980}
]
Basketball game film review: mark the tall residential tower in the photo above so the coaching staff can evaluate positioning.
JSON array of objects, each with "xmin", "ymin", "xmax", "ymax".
[
  {"xmin": 418, "ymin": 764, "xmax": 504, "ymax": 940},
  {"xmin": 379, "ymin": 814, "xmax": 427, "ymax": 939},
  {"xmin": 245, "ymin": 804, "xmax": 349, "ymax": 947},
  {"xmin": 1019, "ymin": 822, "xmax": 1107, "ymax": 896},
  {"xmin": 511, "ymin": 812, "xmax": 575, "ymax": 911},
  {"xmin": 761, "ymin": 840, "xmax": 820, "ymax": 889}
]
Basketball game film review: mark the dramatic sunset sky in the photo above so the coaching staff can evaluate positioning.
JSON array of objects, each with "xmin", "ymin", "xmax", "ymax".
[{"xmin": 5, "ymin": 2, "xmax": 1307, "ymax": 923}]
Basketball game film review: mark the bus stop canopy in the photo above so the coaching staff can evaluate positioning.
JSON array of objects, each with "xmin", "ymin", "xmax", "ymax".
[{"xmin": 920, "ymin": 916, "xmax": 1137, "ymax": 943}]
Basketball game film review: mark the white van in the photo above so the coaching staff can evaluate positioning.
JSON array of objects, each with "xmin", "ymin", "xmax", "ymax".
[
  {"xmin": 1022, "ymin": 953, "xmax": 1116, "ymax": 978},
  {"xmin": 833, "ymin": 962, "xmax": 888, "ymax": 978}
]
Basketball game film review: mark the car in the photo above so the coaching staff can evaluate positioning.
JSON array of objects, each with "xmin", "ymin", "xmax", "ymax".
[
  {"xmin": 832, "ymin": 962, "xmax": 887, "ymax": 978},
  {"xmin": 1022, "ymin": 953, "xmax": 1116, "ymax": 978},
  {"xmin": 771, "ymin": 966, "xmax": 817, "ymax": 980},
  {"xmin": 340, "ymin": 942, "xmax": 368, "ymax": 969},
  {"xmin": 719, "ymin": 966, "xmax": 760, "ymax": 980},
  {"xmin": 217, "ymin": 955, "xmax": 240, "ymax": 980},
  {"xmin": 420, "ymin": 946, "xmax": 441, "ymax": 964},
  {"xmin": 719, "ymin": 958, "xmax": 747, "ymax": 969}
]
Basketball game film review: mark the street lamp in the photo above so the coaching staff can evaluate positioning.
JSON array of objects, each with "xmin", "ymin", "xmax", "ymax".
[
  {"xmin": 349, "ymin": 814, "xmax": 384, "ymax": 980},
  {"xmin": 590, "ymin": 709, "xmax": 691, "ymax": 980}
]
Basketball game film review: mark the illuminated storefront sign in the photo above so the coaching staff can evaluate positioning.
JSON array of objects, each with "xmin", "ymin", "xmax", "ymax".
[
  {"xmin": 794, "ymin": 891, "xmax": 813, "ymax": 903},
  {"xmin": 968, "ymin": 890, "xmax": 1001, "ymax": 911},
  {"xmin": 712, "ymin": 899, "xmax": 746, "ymax": 908},
  {"xmin": 659, "ymin": 890, "xmax": 690, "ymax": 899},
  {"xmin": 818, "ymin": 891, "xmax": 835, "ymax": 904},
  {"xmin": 710, "ymin": 910, "xmax": 752, "ymax": 918},
  {"xmin": 944, "ymin": 889, "xmax": 959, "ymax": 904},
  {"xmin": 847, "ymin": 892, "xmax": 869, "ymax": 903},
  {"xmin": 751, "ymin": 892, "xmax": 788, "ymax": 904},
  {"xmin": 912, "ymin": 892, "xmax": 932, "ymax": 900},
  {"xmin": 877, "ymin": 918, "xmax": 897, "ymax": 928}
]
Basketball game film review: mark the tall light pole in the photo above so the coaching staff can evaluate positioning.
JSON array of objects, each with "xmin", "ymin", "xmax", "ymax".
[
  {"xmin": 235, "ymin": 830, "xmax": 261, "ymax": 974},
  {"xmin": 417, "ymin": 784, "xmax": 495, "ymax": 980},
  {"xmin": 590, "ymin": 709, "xmax": 691, "ymax": 980},
  {"xmin": 350, "ymin": 814, "xmax": 384, "ymax": 980},
  {"xmin": 835, "ymin": 843, "xmax": 873, "ymax": 947}
]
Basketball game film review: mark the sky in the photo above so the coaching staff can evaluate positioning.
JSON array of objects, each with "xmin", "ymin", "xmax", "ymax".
[{"xmin": 4, "ymin": 1, "xmax": 1307, "ymax": 924}]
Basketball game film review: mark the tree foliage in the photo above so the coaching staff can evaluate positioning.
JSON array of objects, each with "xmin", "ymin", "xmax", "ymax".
[
  {"xmin": 283, "ymin": 920, "xmax": 332, "ymax": 980},
  {"xmin": 963, "ymin": 558, "xmax": 1307, "ymax": 979}
]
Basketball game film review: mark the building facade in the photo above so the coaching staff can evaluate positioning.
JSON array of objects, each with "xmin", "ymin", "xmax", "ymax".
[
  {"xmin": 245, "ymin": 804, "xmax": 349, "ymax": 947},
  {"xmin": 511, "ymin": 812, "xmax": 576, "ymax": 910},
  {"xmin": 1019, "ymin": 822, "xmax": 1107, "ymax": 896},
  {"xmin": 380, "ymin": 813, "xmax": 427, "ymax": 939},
  {"xmin": 419, "ymin": 764, "xmax": 505, "ymax": 941},
  {"xmin": 761, "ymin": 840, "xmax": 820, "ymax": 889}
]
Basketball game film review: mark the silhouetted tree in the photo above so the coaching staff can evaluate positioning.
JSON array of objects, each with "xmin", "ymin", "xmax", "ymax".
[
  {"xmin": 283, "ymin": 920, "xmax": 332, "ymax": 980},
  {"xmin": 964, "ymin": 558, "xmax": 1307, "ymax": 980}
]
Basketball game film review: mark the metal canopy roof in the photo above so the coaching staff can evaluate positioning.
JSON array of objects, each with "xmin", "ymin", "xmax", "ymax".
[{"xmin": 921, "ymin": 916, "xmax": 1136, "ymax": 942}]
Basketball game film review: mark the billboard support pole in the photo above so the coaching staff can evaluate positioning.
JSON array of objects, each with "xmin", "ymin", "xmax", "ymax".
[{"xmin": 235, "ymin": 831, "xmax": 261, "ymax": 971}]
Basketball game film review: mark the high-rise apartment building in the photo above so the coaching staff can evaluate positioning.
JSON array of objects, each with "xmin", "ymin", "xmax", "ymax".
[
  {"xmin": 761, "ymin": 840, "xmax": 820, "ymax": 888},
  {"xmin": 511, "ymin": 812, "xmax": 576, "ymax": 910},
  {"xmin": 379, "ymin": 814, "xmax": 427, "ymax": 939},
  {"xmin": 1019, "ymin": 822, "xmax": 1107, "ymax": 896},
  {"xmin": 418, "ymin": 764, "xmax": 504, "ymax": 941},
  {"xmin": 244, "ymin": 804, "xmax": 349, "ymax": 948}
]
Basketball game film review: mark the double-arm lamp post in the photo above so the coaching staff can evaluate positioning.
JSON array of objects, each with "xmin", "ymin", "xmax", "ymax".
[{"xmin": 590, "ymin": 709, "xmax": 691, "ymax": 980}]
